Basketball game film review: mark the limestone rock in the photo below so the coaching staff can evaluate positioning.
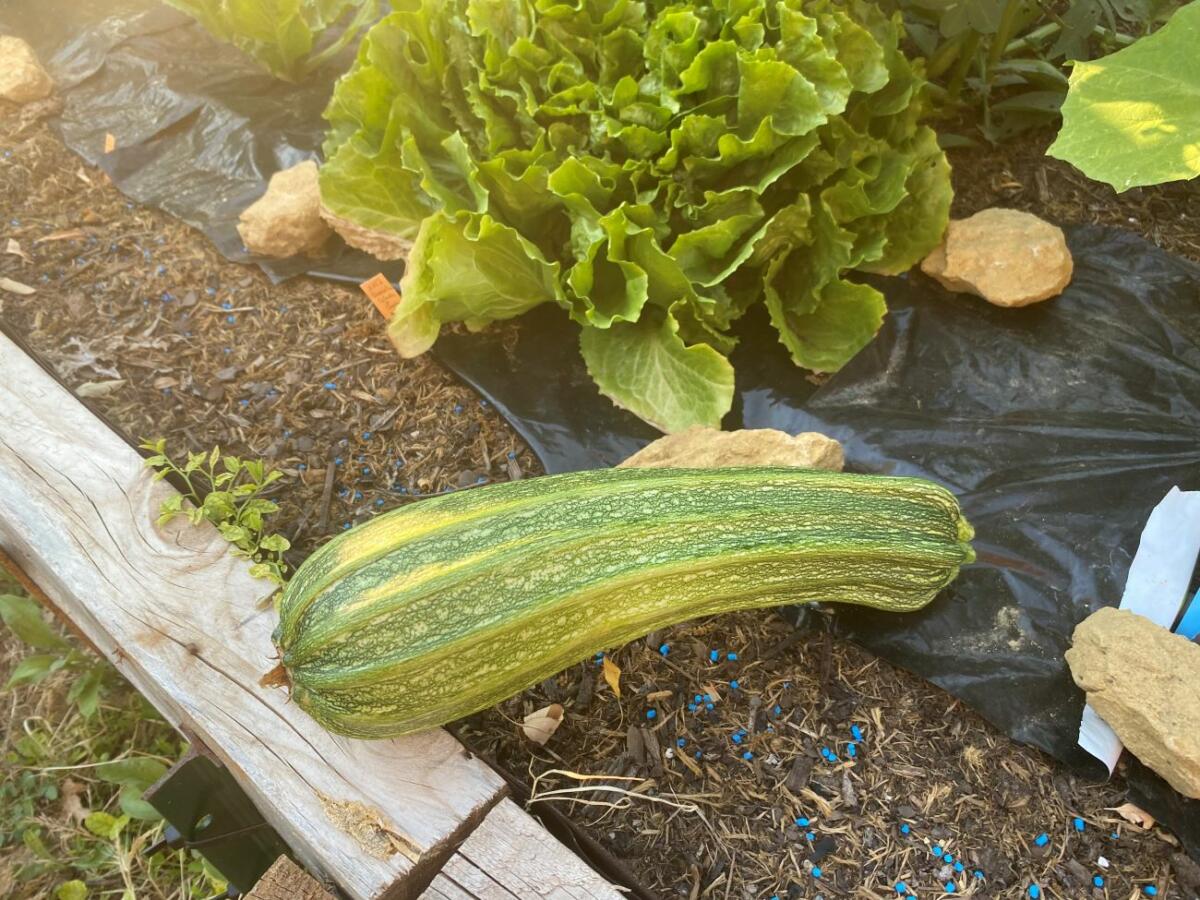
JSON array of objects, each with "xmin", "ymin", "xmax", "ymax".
[
  {"xmin": 320, "ymin": 204, "xmax": 412, "ymax": 261},
  {"xmin": 921, "ymin": 208, "xmax": 1073, "ymax": 307},
  {"xmin": 619, "ymin": 426, "xmax": 844, "ymax": 471},
  {"xmin": 1065, "ymin": 607, "xmax": 1200, "ymax": 799},
  {"xmin": 0, "ymin": 36, "xmax": 54, "ymax": 104},
  {"xmin": 237, "ymin": 161, "xmax": 331, "ymax": 258}
]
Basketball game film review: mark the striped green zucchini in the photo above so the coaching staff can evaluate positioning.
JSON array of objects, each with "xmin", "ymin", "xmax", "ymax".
[{"xmin": 270, "ymin": 467, "xmax": 974, "ymax": 738}]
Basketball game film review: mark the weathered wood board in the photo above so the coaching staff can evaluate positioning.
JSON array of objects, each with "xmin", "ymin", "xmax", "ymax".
[
  {"xmin": 1, "ymin": 332, "xmax": 504, "ymax": 898},
  {"xmin": 246, "ymin": 856, "xmax": 336, "ymax": 900},
  {"xmin": 424, "ymin": 800, "xmax": 624, "ymax": 900}
]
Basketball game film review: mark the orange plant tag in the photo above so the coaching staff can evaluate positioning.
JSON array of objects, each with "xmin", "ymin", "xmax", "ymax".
[
  {"xmin": 360, "ymin": 273, "xmax": 402, "ymax": 319},
  {"xmin": 103, "ymin": 133, "xmax": 116, "ymax": 154}
]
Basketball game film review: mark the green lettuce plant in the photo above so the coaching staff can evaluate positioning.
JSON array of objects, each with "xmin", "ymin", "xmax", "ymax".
[
  {"xmin": 320, "ymin": 0, "xmax": 952, "ymax": 432},
  {"xmin": 164, "ymin": 0, "xmax": 380, "ymax": 82}
]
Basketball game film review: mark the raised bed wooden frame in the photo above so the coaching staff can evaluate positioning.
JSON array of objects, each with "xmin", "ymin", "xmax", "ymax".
[{"xmin": 0, "ymin": 329, "xmax": 622, "ymax": 900}]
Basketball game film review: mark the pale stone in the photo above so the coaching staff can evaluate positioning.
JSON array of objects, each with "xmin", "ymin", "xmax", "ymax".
[
  {"xmin": 1065, "ymin": 607, "xmax": 1200, "ymax": 799},
  {"xmin": 0, "ymin": 36, "xmax": 54, "ymax": 104},
  {"xmin": 619, "ymin": 426, "xmax": 844, "ymax": 471},
  {"xmin": 237, "ymin": 161, "xmax": 331, "ymax": 258},
  {"xmin": 320, "ymin": 204, "xmax": 412, "ymax": 261},
  {"xmin": 921, "ymin": 208, "xmax": 1073, "ymax": 307}
]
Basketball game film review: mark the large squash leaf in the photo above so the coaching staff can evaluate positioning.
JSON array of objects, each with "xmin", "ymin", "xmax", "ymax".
[{"xmin": 1048, "ymin": 2, "xmax": 1200, "ymax": 191}]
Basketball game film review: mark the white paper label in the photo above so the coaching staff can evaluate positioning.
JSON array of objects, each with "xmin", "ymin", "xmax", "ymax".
[{"xmin": 1077, "ymin": 487, "xmax": 1200, "ymax": 773}]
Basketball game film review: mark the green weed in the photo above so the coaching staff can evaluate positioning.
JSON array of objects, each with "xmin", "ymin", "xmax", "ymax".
[
  {"xmin": 139, "ymin": 440, "xmax": 291, "ymax": 586},
  {"xmin": 0, "ymin": 574, "xmax": 226, "ymax": 899}
]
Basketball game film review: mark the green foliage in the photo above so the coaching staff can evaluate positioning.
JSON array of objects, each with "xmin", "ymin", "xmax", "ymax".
[
  {"xmin": 320, "ymin": 0, "xmax": 951, "ymax": 433},
  {"xmin": 0, "ymin": 580, "xmax": 225, "ymax": 898},
  {"xmin": 55, "ymin": 882, "xmax": 87, "ymax": 900},
  {"xmin": 139, "ymin": 439, "xmax": 292, "ymax": 585},
  {"xmin": 163, "ymin": 0, "xmax": 381, "ymax": 82},
  {"xmin": 1048, "ymin": 1, "xmax": 1200, "ymax": 190},
  {"xmin": 94, "ymin": 757, "xmax": 170, "ymax": 820},
  {"xmin": 82, "ymin": 811, "xmax": 127, "ymax": 840},
  {"xmin": 893, "ymin": 0, "xmax": 1181, "ymax": 142},
  {"xmin": 0, "ymin": 594, "xmax": 110, "ymax": 718},
  {"xmin": 0, "ymin": 592, "xmax": 69, "ymax": 651}
]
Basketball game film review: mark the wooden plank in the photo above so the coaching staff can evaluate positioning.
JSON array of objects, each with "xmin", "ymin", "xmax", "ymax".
[
  {"xmin": 245, "ymin": 856, "xmax": 336, "ymax": 900},
  {"xmin": 0, "ymin": 331, "xmax": 507, "ymax": 900},
  {"xmin": 419, "ymin": 877, "xmax": 477, "ymax": 900},
  {"xmin": 424, "ymin": 800, "xmax": 623, "ymax": 900}
]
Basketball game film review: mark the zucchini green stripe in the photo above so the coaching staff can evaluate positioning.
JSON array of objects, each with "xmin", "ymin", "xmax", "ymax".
[
  {"xmin": 281, "ymin": 470, "xmax": 963, "ymax": 645},
  {"xmin": 275, "ymin": 466, "xmax": 963, "ymax": 643},
  {"xmin": 274, "ymin": 467, "xmax": 974, "ymax": 738},
  {"xmin": 284, "ymin": 489, "xmax": 956, "ymax": 660},
  {"xmin": 286, "ymin": 515, "xmax": 962, "ymax": 676}
]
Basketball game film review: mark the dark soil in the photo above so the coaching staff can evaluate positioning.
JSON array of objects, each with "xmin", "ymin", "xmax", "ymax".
[
  {"xmin": 2, "ymin": 98, "xmax": 1197, "ymax": 900},
  {"xmin": 947, "ymin": 128, "xmax": 1200, "ymax": 259},
  {"xmin": 462, "ymin": 615, "xmax": 1192, "ymax": 899},
  {"xmin": 0, "ymin": 103, "xmax": 541, "ymax": 563}
]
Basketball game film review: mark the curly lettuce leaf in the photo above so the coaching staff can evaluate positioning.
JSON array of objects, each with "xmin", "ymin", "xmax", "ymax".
[
  {"xmin": 667, "ymin": 189, "xmax": 766, "ymax": 286},
  {"xmin": 767, "ymin": 277, "xmax": 887, "ymax": 373},
  {"xmin": 857, "ymin": 127, "xmax": 953, "ymax": 275},
  {"xmin": 762, "ymin": 197, "xmax": 886, "ymax": 371},
  {"xmin": 566, "ymin": 205, "xmax": 715, "ymax": 328},
  {"xmin": 321, "ymin": 0, "xmax": 951, "ymax": 433},
  {"xmin": 319, "ymin": 106, "xmax": 439, "ymax": 241},
  {"xmin": 166, "ymin": 0, "xmax": 378, "ymax": 82},
  {"xmin": 392, "ymin": 211, "xmax": 561, "ymax": 356},
  {"xmin": 579, "ymin": 310, "xmax": 735, "ymax": 433}
]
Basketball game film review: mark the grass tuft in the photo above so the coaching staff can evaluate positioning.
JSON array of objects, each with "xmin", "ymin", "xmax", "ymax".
[{"xmin": 0, "ymin": 571, "xmax": 226, "ymax": 899}]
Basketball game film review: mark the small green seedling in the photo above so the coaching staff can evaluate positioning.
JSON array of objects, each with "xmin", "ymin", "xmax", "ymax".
[{"xmin": 139, "ymin": 439, "xmax": 291, "ymax": 585}]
